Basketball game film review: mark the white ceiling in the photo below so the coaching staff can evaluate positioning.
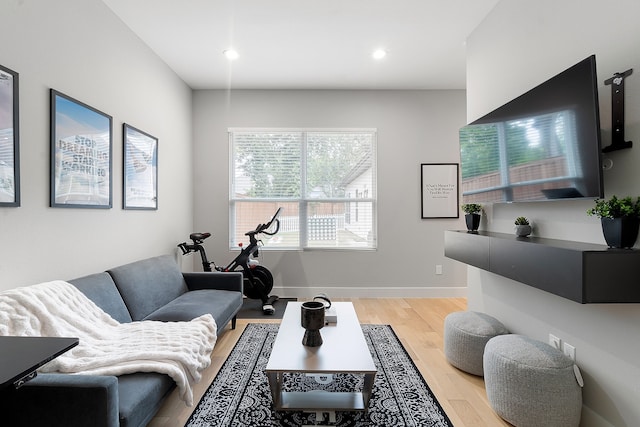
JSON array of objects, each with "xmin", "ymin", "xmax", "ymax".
[{"xmin": 102, "ymin": 0, "xmax": 499, "ymax": 90}]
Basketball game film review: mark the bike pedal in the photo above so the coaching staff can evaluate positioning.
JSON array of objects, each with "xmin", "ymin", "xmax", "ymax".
[{"xmin": 262, "ymin": 304, "xmax": 275, "ymax": 315}]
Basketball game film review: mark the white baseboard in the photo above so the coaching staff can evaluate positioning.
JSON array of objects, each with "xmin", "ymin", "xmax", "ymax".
[{"xmin": 270, "ymin": 286, "xmax": 467, "ymax": 299}]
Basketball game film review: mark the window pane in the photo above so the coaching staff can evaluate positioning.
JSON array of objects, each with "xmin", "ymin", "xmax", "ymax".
[
  {"xmin": 306, "ymin": 132, "xmax": 374, "ymax": 199},
  {"xmin": 306, "ymin": 201, "xmax": 375, "ymax": 248},
  {"xmin": 232, "ymin": 132, "xmax": 301, "ymax": 198},
  {"xmin": 232, "ymin": 201, "xmax": 299, "ymax": 249}
]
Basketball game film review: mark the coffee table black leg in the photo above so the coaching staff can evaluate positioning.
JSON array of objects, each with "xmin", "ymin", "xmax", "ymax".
[
  {"xmin": 266, "ymin": 371, "xmax": 282, "ymax": 409},
  {"xmin": 363, "ymin": 372, "xmax": 376, "ymax": 410}
]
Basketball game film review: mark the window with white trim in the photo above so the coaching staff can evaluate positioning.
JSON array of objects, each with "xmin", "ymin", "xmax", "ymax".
[{"xmin": 229, "ymin": 129, "xmax": 377, "ymax": 250}]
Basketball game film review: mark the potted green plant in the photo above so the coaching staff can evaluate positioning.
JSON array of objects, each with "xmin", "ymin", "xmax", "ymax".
[
  {"xmin": 461, "ymin": 203, "xmax": 482, "ymax": 232},
  {"xmin": 587, "ymin": 195, "xmax": 640, "ymax": 248},
  {"xmin": 514, "ymin": 216, "xmax": 532, "ymax": 237}
]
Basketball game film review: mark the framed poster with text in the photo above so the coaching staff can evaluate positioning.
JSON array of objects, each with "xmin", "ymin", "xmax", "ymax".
[
  {"xmin": 421, "ymin": 163, "xmax": 459, "ymax": 218},
  {"xmin": 50, "ymin": 90, "xmax": 112, "ymax": 208}
]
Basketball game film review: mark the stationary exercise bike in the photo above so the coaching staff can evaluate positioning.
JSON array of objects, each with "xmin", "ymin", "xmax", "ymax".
[{"xmin": 177, "ymin": 208, "xmax": 281, "ymax": 315}]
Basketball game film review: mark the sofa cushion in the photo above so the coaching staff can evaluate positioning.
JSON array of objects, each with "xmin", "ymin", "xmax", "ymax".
[
  {"xmin": 144, "ymin": 289, "xmax": 242, "ymax": 333},
  {"xmin": 108, "ymin": 255, "xmax": 189, "ymax": 321},
  {"xmin": 117, "ymin": 373, "xmax": 175, "ymax": 427},
  {"xmin": 68, "ymin": 272, "xmax": 133, "ymax": 323}
]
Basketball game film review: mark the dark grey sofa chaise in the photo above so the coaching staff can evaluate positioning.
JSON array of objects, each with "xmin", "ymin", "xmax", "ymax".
[{"xmin": 6, "ymin": 254, "xmax": 243, "ymax": 427}]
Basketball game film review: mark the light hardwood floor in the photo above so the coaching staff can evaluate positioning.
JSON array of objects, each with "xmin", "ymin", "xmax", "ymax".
[{"xmin": 148, "ymin": 298, "xmax": 511, "ymax": 427}]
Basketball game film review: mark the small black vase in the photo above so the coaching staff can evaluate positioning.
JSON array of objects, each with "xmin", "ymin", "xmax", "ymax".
[
  {"xmin": 301, "ymin": 301, "xmax": 325, "ymax": 347},
  {"xmin": 601, "ymin": 217, "xmax": 640, "ymax": 248},
  {"xmin": 465, "ymin": 213, "xmax": 481, "ymax": 232}
]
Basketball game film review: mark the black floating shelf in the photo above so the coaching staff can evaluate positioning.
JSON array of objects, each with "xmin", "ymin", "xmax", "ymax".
[{"xmin": 444, "ymin": 230, "xmax": 640, "ymax": 304}]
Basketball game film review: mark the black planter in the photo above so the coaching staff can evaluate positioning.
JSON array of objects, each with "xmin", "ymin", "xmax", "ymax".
[
  {"xmin": 601, "ymin": 217, "xmax": 640, "ymax": 248},
  {"xmin": 465, "ymin": 214, "xmax": 481, "ymax": 232}
]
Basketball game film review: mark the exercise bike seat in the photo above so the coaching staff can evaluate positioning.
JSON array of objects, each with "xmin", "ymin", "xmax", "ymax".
[{"xmin": 189, "ymin": 232, "xmax": 211, "ymax": 242}]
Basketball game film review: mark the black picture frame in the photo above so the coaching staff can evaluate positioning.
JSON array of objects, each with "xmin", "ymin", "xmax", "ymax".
[
  {"xmin": 421, "ymin": 163, "xmax": 459, "ymax": 218},
  {"xmin": 0, "ymin": 64, "xmax": 20, "ymax": 207},
  {"xmin": 123, "ymin": 123, "xmax": 158, "ymax": 210},
  {"xmin": 50, "ymin": 89, "xmax": 112, "ymax": 208}
]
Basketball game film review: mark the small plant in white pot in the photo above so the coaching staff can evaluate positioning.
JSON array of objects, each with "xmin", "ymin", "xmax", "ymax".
[
  {"xmin": 514, "ymin": 216, "xmax": 532, "ymax": 237},
  {"xmin": 461, "ymin": 203, "xmax": 482, "ymax": 232}
]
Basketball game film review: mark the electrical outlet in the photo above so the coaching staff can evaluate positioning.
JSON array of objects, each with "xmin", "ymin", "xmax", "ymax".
[
  {"xmin": 549, "ymin": 334, "xmax": 561, "ymax": 350},
  {"xmin": 564, "ymin": 342, "xmax": 576, "ymax": 361},
  {"xmin": 435, "ymin": 265, "xmax": 443, "ymax": 275}
]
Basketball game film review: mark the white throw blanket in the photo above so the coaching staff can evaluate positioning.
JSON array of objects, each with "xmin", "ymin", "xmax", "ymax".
[{"xmin": 0, "ymin": 280, "xmax": 217, "ymax": 406}]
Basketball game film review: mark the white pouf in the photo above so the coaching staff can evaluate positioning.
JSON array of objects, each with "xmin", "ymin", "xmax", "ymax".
[
  {"xmin": 443, "ymin": 311, "xmax": 509, "ymax": 376},
  {"xmin": 483, "ymin": 334, "xmax": 582, "ymax": 427}
]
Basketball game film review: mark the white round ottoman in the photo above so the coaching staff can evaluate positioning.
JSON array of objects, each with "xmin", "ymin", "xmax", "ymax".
[
  {"xmin": 483, "ymin": 334, "xmax": 582, "ymax": 427},
  {"xmin": 443, "ymin": 311, "xmax": 509, "ymax": 376}
]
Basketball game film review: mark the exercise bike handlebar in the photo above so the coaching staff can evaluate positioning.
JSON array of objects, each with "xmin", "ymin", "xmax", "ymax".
[
  {"xmin": 245, "ymin": 207, "xmax": 282, "ymax": 238},
  {"xmin": 245, "ymin": 218, "xmax": 280, "ymax": 237}
]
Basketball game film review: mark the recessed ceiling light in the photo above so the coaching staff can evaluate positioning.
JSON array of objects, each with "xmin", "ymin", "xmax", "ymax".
[
  {"xmin": 223, "ymin": 49, "xmax": 239, "ymax": 60},
  {"xmin": 372, "ymin": 49, "xmax": 387, "ymax": 60}
]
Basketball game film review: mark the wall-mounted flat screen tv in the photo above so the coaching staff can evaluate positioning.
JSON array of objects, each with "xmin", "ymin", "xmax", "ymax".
[{"xmin": 459, "ymin": 55, "xmax": 604, "ymax": 203}]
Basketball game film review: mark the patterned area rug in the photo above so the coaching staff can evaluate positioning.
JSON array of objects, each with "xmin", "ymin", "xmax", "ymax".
[{"xmin": 186, "ymin": 323, "xmax": 452, "ymax": 426}]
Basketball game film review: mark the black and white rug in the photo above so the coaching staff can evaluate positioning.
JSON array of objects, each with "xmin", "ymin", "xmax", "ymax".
[{"xmin": 186, "ymin": 323, "xmax": 453, "ymax": 427}]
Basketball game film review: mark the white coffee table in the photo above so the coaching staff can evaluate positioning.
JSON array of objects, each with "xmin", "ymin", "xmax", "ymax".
[{"xmin": 265, "ymin": 302, "xmax": 377, "ymax": 412}]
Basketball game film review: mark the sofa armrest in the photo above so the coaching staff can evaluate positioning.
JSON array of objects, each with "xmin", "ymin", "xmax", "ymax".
[
  {"xmin": 5, "ymin": 373, "xmax": 119, "ymax": 427},
  {"xmin": 183, "ymin": 271, "xmax": 243, "ymax": 293}
]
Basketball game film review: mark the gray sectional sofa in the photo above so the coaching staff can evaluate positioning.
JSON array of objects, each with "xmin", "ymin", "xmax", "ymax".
[{"xmin": 6, "ymin": 254, "xmax": 243, "ymax": 427}]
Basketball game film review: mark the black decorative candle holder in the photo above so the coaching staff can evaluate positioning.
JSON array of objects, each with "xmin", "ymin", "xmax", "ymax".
[{"xmin": 301, "ymin": 301, "xmax": 325, "ymax": 347}]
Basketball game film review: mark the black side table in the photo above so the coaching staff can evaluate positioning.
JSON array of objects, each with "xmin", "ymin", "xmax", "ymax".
[{"xmin": 0, "ymin": 336, "xmax": 79, "ymax": 389}]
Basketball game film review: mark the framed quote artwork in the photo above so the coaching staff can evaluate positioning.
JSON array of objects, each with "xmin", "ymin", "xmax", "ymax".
[
  {"xmin": 421, "ymin": 163, "xmax": 459, "ymax": 218},
  {"xmin": 123, "ymin": 123, "xmax": 158, "ymax": 210},
  {"xmin": 0, "ymin": 63, "xmax": 20, "ymax": 207},
  {"xmin": 50, "ymin": 89, "xmax": 112, "ymax": 209}
]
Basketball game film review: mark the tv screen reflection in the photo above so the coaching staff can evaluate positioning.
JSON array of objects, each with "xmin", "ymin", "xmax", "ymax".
[{"xmin": 460, "ymin": 108, "xmax": 585, "ymax": 203}]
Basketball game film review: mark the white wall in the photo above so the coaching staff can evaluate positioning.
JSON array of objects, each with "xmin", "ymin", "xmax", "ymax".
[
  {"xmin": 0, "ymin": 0, "xmax": 193, "ymax": 290},
  {"xmin": 467, "ymin": 1, "xmax": 640, "ymax": 425},
  {"xmin": 192, "ymin": 89, "xmax": 468, "ymax": 297}
]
